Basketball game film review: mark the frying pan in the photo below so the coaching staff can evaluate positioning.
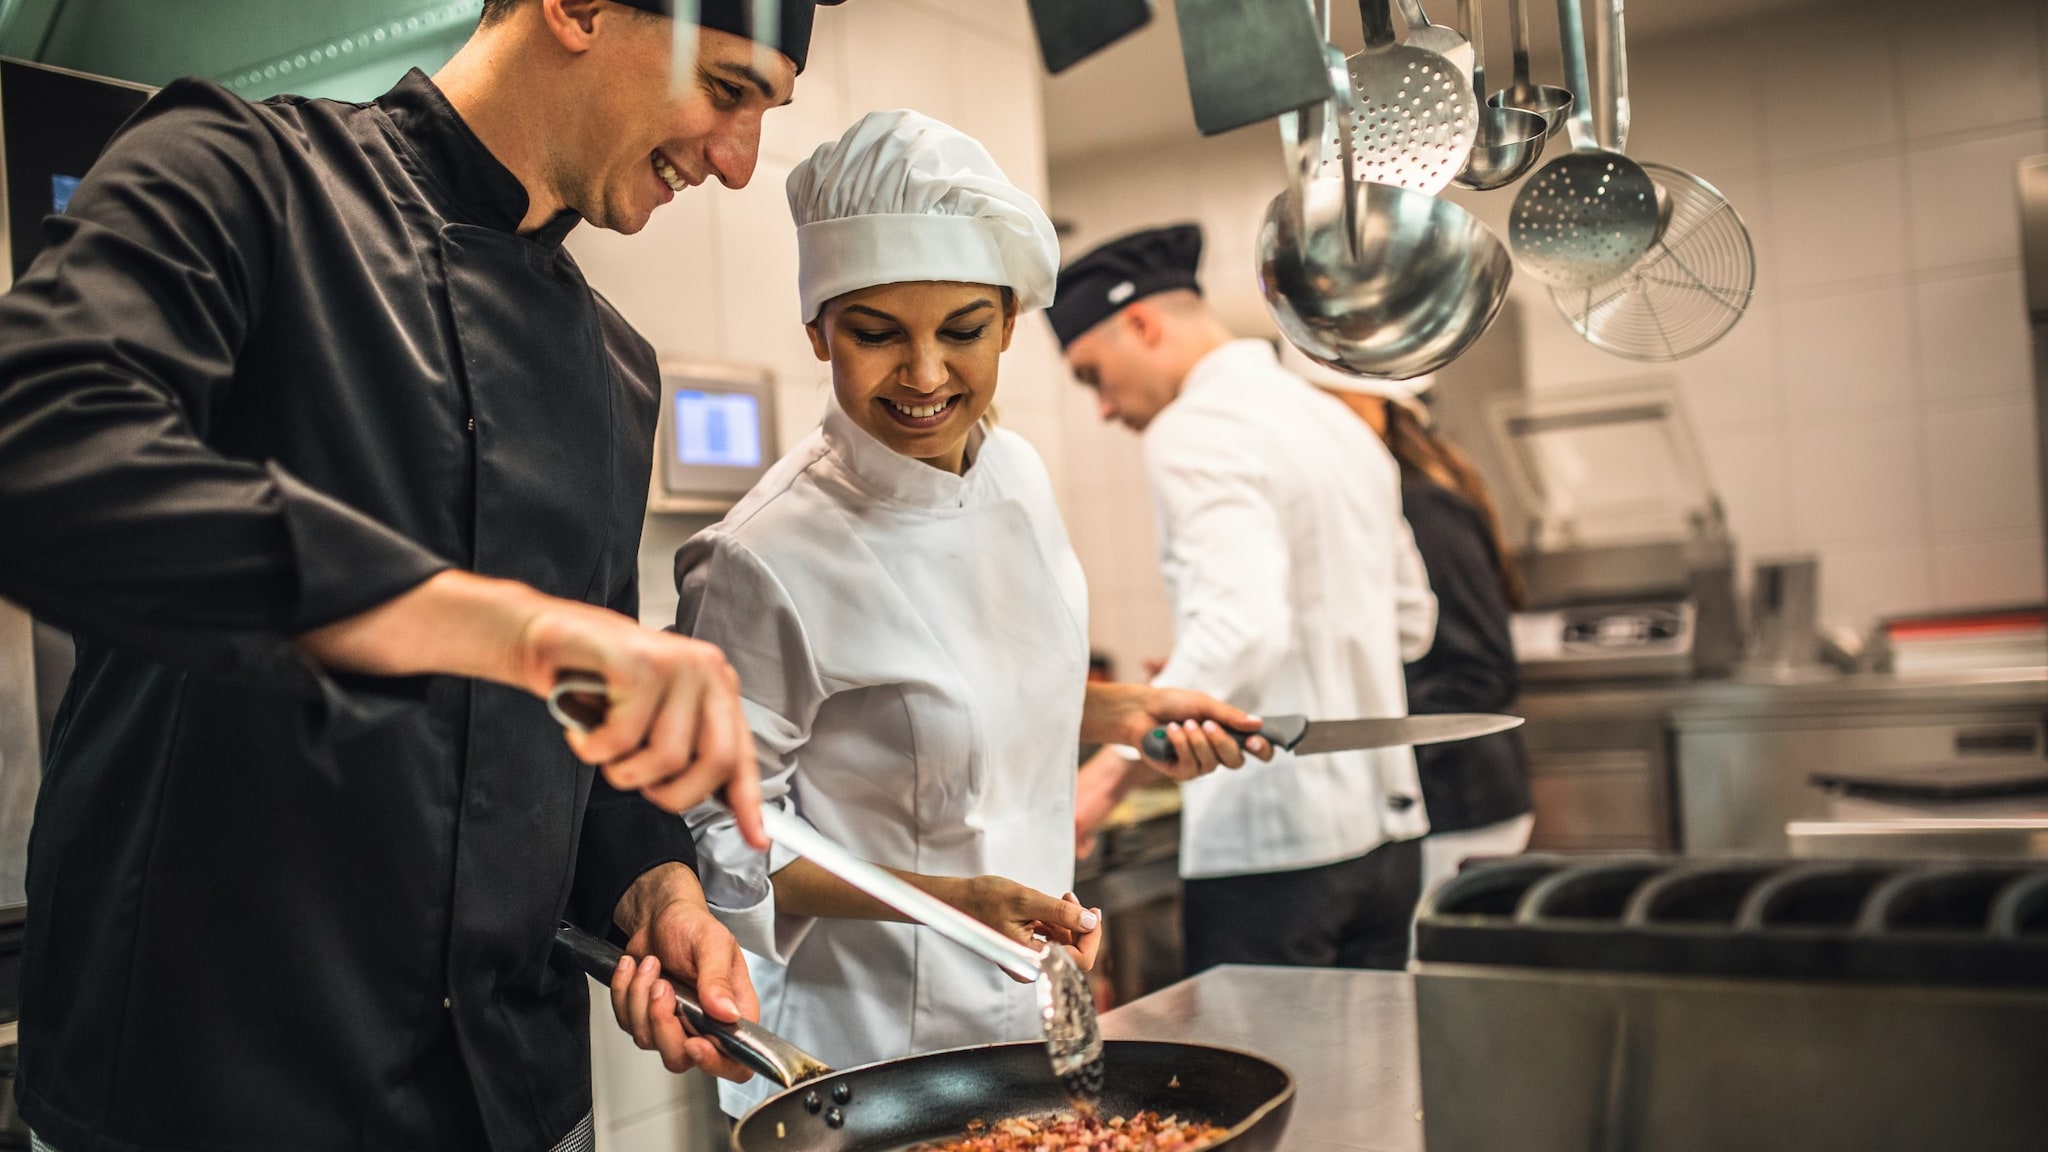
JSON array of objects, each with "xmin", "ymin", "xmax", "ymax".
[{"xmin": 557, "ymin": 925, "xmax": 1297, "ymax": 1152}]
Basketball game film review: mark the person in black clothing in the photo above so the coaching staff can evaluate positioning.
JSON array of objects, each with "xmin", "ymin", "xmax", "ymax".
[
  {"xmin": 1287, "ymin": 352, "xmax": 1533, "ymax": 897},
  {"xmin": 0, "ymin": 2, "xmax": 841, "ymax": 1148}
]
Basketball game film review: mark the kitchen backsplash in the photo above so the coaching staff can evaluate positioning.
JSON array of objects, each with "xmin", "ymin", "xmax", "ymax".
[{"xmin": 1048, "ymin": 0, "xmax": 2048, "ymax": 679}]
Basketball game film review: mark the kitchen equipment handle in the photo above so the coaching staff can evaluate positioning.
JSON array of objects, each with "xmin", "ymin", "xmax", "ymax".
[
  {"xmin": 1139, "ymin": 714, "xmax": 1308, "ymax": 763},
  {"xmin": 759, "ymin": 807, "xmax": 1047, "ymax": 983},
  {"xmin": 1394, "ymin": 0, "xmax": 1429, "ymax": 30},
  {"xmin": 1508, "ymin": 0, "xmax": 1533, "ymax": 84},
  {"xmin": 1598, "ymin": 0, "xmax": 1629, "ymax": 151},
  {"xmin": 554, "ymin": 923, "xmax": 834, "ymax": 1088},
  {"xmin": 1459, "ymin": 0, "xmax": 1485, "ymax": 97},
  {"xmin": 1359, "ymin": 0, "xmax": 1398, "ymax": 47},
  {"xmin": 1555, "ymin": 0, "xmax": 1595, "ymax": 147},
  {"xmin": 547, "ymin": 672, "xmax": 1046, "ymax": 984}
]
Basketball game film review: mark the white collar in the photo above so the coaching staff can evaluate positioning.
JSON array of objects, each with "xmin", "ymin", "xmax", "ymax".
[
  {"xmin": 820, "ymin": 398, "xmax": 992, "ymax": 511},
  {"xmin": 1181, "ymin": 338, "xmax": 1283, "ymax": 399}
]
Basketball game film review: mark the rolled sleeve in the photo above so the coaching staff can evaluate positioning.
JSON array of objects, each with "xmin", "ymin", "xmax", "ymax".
[
  {"xmin": 674, "ymin": 531, "xmax": 829, "ymax": 963},
  {"xmin": 567, "ymin": 778, "xmax": 700, "ymax": 943},
  {"xmin": 0, "ymin": 80, "xmax": 453, "ymax": 689}
]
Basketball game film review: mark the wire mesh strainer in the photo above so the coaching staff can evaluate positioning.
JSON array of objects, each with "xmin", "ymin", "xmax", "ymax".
[{"xmin": 1547, "ymin": 162, "xmax": 1755, "ymax": 361}]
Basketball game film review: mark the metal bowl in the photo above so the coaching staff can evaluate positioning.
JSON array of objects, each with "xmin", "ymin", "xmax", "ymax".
[{"xmin": 1257, "ymin": 177, "xmax": 1514, "ymax": 381}]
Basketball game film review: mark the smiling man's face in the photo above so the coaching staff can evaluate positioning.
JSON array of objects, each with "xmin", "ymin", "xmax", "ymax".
[{"xmin": 561, "ymin": 10, "xmax": 796, "ymax": 234}]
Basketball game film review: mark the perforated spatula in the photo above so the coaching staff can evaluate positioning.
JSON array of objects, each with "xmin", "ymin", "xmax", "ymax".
[{"xmin": 1339, "ymin": 0, "xmax": 1479, "ymax": 195}]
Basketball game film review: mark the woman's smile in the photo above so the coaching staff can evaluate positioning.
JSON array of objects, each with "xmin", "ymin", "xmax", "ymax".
[{"xmin": 880, "ymin": 393, "xmax": 963, "ymax": 429}]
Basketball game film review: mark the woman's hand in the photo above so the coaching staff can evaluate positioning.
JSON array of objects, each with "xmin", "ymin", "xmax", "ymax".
[{"xmin": 938, "ymin": 877, "xmax": 1103, "ymax": 981}]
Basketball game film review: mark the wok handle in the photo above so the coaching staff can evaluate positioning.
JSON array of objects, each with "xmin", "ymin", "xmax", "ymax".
[
  {"xmin": 1139, "ymin": 715, "xmax": 1307, "ymax": 764},
  {"xmin": 555, "ymin": 923, "xmax": 834, "ymax": 1089}
]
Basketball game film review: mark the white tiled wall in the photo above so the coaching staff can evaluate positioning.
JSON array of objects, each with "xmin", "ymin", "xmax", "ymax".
[
  {"xmin": 561, "ymin": 3, "xmax": 1054, "ymax": 1148},
  {"xmin": 1049, "ymin": 0, "xmax": 2048, "ymax": 674}
]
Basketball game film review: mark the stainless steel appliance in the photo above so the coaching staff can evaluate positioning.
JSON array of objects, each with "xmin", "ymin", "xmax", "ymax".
[
  {"xmin": 1415, "ymin": 855, "xmax": 2048, "ymax": 1152},
  {"xmin": 1493, "ymin": 381, "xmax": 1741, "ymax": 684},
  {"xmin": 1671, "ymin": 675, "xmax": 2048, "ymax": 853},
  {"xmin": 1473, "ymin": 382, "xmax": 1738, "ymax": 854},
  {"xmin": 1742, "ymin": 554, "xmax": 1820, "ymax": 675}
]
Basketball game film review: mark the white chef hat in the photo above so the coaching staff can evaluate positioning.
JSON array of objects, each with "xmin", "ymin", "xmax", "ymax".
[
  {"xmin": 786, "ymin": 109, "xmax": 1060, "ymax": 323},
  {"xmin": 1278, "ymin": 340, "xmax": 1435, "ymax": 407}
]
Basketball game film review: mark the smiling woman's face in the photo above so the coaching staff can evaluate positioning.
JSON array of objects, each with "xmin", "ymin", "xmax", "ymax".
[{"xmin": 808, "ymin": 281, "xmax": 1018, "ymax": 474}]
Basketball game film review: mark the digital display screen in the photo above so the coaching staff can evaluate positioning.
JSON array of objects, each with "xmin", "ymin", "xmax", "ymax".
[
  {"xmin": 50, "ymin": 174, "xmax": 80, "ymax": 214},
  {"xmin": 674, "ymin": 389, "xmax": 762, "ymax": 469}
]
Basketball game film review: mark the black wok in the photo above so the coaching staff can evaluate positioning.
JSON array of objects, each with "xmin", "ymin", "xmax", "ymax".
[{"xmin": 557, "ymin": 925, "xmax": 1295, "ymax": 1152}]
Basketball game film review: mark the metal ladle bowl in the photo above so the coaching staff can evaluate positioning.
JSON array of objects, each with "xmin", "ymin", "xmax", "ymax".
[
  {"xmin": 1258, "ymin": 176, "xmax": 1514, "ymax": 381},
  {"xmin": 1452, "ymin": 0, "xmax": 1549, "ymax": 191},
  {"xmin": 1456, "ymin": 98, "xmax": 1549, "ymax": 190},
  {"xmin": 1487, "ymin": 84, "xmax": 1573, "ymax": 138}
]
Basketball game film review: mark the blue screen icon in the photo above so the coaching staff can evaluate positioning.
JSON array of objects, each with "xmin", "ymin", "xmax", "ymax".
[
  {"xmin": 675, "ymin": 390, "xmax": 762, "ymax": 469},
  {"xmin": 51, "ymin": 174, "xmax": 82, "ymax": 215}
]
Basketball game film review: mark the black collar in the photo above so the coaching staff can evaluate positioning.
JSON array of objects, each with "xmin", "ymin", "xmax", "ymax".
[{"xmin": 375, "ymin": 69, "xmax": 580, "ymax": 247}]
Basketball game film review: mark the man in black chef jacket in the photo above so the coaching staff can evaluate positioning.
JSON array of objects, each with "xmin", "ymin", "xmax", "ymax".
[{"xmin": 0, "ymin": 1, "xmax": 833, "ymax": 1148}]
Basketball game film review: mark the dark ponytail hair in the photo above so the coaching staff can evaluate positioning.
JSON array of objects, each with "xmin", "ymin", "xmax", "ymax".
[{"xmin": 1382, "ymin": 402, "xmax": 1525, "ymax": 610}]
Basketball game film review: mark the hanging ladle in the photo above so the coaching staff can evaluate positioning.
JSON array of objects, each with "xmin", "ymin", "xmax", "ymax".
[
  {"xmin": 1451, "ymin": 0, "xmax": 1548, "ymax": 189},
  {"xmin": 1487, "ymin": 0, "xmax": 1573, "ymax": 137}
]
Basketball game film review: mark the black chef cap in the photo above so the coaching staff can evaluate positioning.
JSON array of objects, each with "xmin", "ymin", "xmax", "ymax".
[
  {"xmin": 1046, "ymin": 223, "xmax": 1204, "ymax": 349},
  {"xmin": 611, "ymin": 0, "xmax": 847, "ymax": 72}
]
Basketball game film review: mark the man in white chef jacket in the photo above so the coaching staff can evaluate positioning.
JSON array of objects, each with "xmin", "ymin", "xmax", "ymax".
[{"xmin": 1052, "ymin": 223, "xmax": 1438, "ymax": 971}]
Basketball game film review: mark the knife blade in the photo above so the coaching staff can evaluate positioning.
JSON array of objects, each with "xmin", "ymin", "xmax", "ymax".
[{"xmin": 1139, "ymin": 711, "xmax": 1523, "ymax": 763}]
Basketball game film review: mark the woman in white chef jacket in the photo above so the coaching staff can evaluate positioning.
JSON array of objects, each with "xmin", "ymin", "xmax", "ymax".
[{"xmin": 674, "ymin": 110, "xmax": 1266, "ymax": 1113}]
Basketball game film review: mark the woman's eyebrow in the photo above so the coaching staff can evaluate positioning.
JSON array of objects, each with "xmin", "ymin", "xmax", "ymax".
[
  {"xmin": 841, "ymin": 305, "xmax": 900, "ymax": 323},
  {"xmin": 944, "ymin": 300, "xmax": 997, "ymax": 321}
]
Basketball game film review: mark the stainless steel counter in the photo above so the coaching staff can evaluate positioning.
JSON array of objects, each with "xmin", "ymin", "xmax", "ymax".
[
  {"xmin": 1520, "ymin": 666, "xmax": 2048, "ymax": 854},
  {"xmin": 1101, "ymin": 966, "xmax": 1422, "ymax": 1152},
  {"xmin": 1524, "ymin": 666, "xmax": 2048, "ymax": 725}
]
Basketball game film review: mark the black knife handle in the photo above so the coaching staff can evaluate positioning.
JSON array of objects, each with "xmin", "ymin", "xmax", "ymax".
[{"xmin": 1139, "ymin": 714, "xmax": 1307, "ymax": 763}]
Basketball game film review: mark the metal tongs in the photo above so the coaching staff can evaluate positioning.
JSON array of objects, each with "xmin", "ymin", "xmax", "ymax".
[{"xmin": 546, "ymin": 674, "xmax": 1105, "ymax": 1111}]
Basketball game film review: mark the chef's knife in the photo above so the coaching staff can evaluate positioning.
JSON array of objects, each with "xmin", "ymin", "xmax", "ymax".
[{"xmin": 1139, "ymin": 711, "xmax": 1523, "ymax": 763}]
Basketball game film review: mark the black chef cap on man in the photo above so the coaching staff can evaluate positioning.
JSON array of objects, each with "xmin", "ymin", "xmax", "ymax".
[
  {"xmin": 1047, "ymin": 223, "xmax": 1204, "ymax": 349},
  {"xmin": 611, "ymin": 0, "xmax": 848, "ymax": 72}
]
